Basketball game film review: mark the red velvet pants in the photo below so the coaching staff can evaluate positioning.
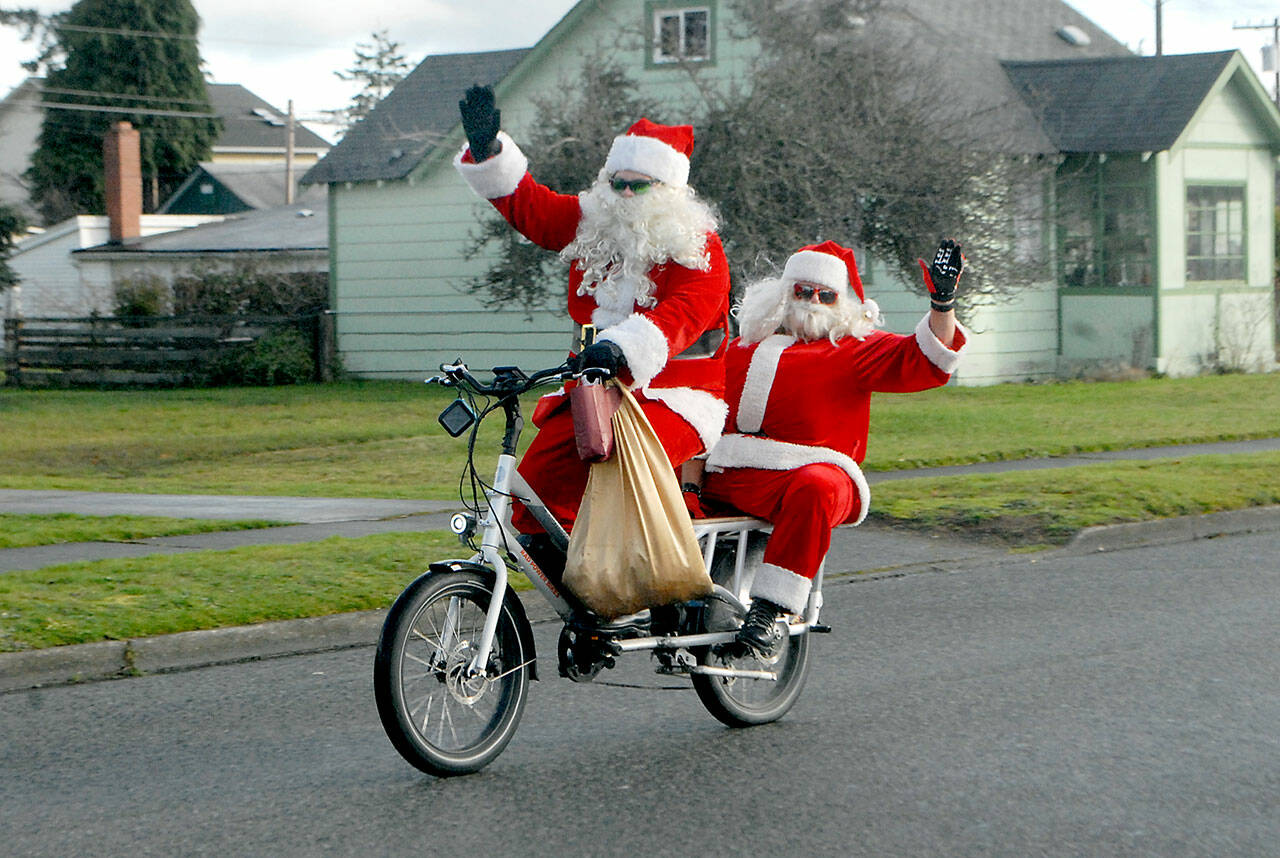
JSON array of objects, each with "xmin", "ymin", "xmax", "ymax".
[
  {"xmin": 701, "ymin": 463, "xmax": 859, "ymax": 581},
  {"xmin": 511, "ymin": 396, "xmax": 703, "ymax": 534}
]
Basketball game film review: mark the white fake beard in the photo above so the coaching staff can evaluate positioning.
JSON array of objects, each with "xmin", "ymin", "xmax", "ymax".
[
  {"xmin": 782, "ymin": 293, "xmax": 882, "ymax": 343},
  {"xmin": 562, "ymin": 174, "xmax": 717, "ymax": 309}
]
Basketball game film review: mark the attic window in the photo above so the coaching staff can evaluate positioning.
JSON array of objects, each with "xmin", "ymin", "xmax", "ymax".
[
  {"xmin": 651, "ymin": 5, "xmax": 711, "ymax": 64},
  {"xmin": 1057, "ymin": 25, "xmax": 1091, "ymax": 47}
]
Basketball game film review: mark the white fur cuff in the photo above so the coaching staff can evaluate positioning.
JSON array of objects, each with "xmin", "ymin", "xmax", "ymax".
[
  {"xmin": 599, "ymin": 314, "xmax": 668, "ymax": 389},
  {"xmin": 913, "ymin": 314, "xmax": 968, "ymax": 375},
  {"xmin": 453, "ymin": 131, "xmax": 528, "ymax": 199},
  {"xmin": 642, "ymin": 387, "xmax": 728, "ymax": 453},
  {"xmin": 751, "ymin": 562, "xmax": 812, "ymax": 615}
]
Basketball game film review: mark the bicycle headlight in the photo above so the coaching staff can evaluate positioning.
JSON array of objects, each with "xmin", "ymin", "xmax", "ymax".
[{"xmin": 449, "ymin": 512, "xmax": 477, "ymax": 538}]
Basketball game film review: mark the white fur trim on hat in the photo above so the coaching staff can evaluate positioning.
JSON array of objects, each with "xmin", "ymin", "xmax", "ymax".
[
  {"xmin": 641, "ymin": 387, "xmax": 728, "ymax": 453},
  {"xmin": 453, "ymin": 131, "xmax": 528, "ymax": 199},
  {"xmin": 599, "ymin": 314, "xmax": 668, "ymax": 389},
  {"xmin": 706, "ymin": 433, "xmax": 870, "ymax": 525},
  {"xmin": 603, "ymin": 134, "xmax": 690, "ymax": 188},
  {"xmin": 750, "ymin": 562, "xmax": 813, "ymax": 615},
  {"xmin": 781, "ymin": 250, "xmax": 849, "ymax": 292},
  {"xmin": 913, "ymin": 314, "xmax": 969, "ymax": 375},
  {"xmin": 736, "ymin": 334, "xmax": 795, "ymax": 433}
]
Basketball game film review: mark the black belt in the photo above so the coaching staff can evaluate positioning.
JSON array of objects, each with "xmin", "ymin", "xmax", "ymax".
[{"xmin": 571, "ymin": 324, "xmax": 726, "ymax": 359}]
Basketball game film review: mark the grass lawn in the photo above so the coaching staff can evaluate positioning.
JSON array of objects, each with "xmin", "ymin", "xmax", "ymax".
[
  {"xmin": 2, "ymin": 373, "xmax": 1279, "ymax": 498},
  {"xmin": 0, "ymin": 531, "xmax": 473, "ymax": 651},
  {"xmin": 0, "ymin": 514, "xmax": 287, "ymax": 549}
]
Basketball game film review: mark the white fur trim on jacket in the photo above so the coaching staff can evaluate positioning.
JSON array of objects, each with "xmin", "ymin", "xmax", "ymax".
[
  {"xmin": 706, "ymin": 433, "xmax": 871, "ymax": 526},
  {"xmin": 599, "ymin": 314, "xmax": 668, "ymax": 389},
  {"xmin": 642, "ymin": 386, "xmax": 728, "ymax": 453},
  {"xmin": 751, "ymin": 562, "xmax": 813, "ymax": 615},
  {"xmin": 913, "ymin": 314, "xmax": 968, "ymax": 375},
  {"xmin": 453, "ymin": 131, "xmax": 528, "ymax": 200},
  {"xmin": 782, "ymin": 250, "xmax": 850, "ymax": 292},
  {"xmin": 736, "ymin": 334, "xmax": 795, "ymax": 433},
  {"xmin": 604, "ymin": 134, "xmax": 690, "ymax": 187}
]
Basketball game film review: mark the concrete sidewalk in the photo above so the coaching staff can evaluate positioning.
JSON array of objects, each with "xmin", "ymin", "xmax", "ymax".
[{"xmin": 3, "ymin": 436, "xmax": 1280, "ymax": 692}]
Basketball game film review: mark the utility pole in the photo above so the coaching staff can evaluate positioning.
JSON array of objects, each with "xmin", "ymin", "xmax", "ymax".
[
  {"xmin": 1234, "ymin": 18, "xmax": 1280, "ymax": 107},
  {"xmin": 1155, "ymin": 0, "xmax": 1163, "ymax": 56},
  {"xmin": 285, "ymin": 99, "xmax": 296, "ymax": 205}
]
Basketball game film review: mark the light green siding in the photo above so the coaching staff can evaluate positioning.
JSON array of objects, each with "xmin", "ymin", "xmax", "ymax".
[
  {"xmin": 329, "ymin": 0, "xmax": 749, "ymax": 379},
  {"xmin": 1154, "ymin": 63, "xmax": 1278, "ymax": 376}
]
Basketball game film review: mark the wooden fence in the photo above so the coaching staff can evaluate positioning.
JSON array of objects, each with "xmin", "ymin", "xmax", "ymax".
[{"xmin": 2, "ymin": 314, "xmax": 333, "ymax": 388}]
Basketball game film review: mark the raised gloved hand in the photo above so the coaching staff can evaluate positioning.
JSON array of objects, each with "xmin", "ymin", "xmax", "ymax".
[
  {"xmin": 578, "ymin": 340, "xmax": 626, "ymax": 379},
  {"xmin": 917, "ymin": 238, "xmax": 964, "ymax": 311},
  {"xmin": 458, "ymin": 84, "xmax": 501, "ymax": 162}
]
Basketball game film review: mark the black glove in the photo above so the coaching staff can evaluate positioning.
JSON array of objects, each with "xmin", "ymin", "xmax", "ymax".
[
  {"xmin": 458, "ymin": 84, "xmax": 501, "ymax": 162},
  {"xmin": 918, "ymin": 238, "xmax": 963, "ymax": 311},
  {"xmin": 578, "ymin": 340, "xmax": 626, "ymax": 379}
]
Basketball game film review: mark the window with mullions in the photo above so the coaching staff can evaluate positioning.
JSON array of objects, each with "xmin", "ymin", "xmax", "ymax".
[
  {"xmin": 652, "ymin": 6, "xmax": 711, "ymax": 63},
  {"xmin": 1186, "ymin": 186, "xmax": 1245, "ymax": 282},
  {"xmin": 1056, "ymin": 154, "xmax": 1155, "ymax": 289}
]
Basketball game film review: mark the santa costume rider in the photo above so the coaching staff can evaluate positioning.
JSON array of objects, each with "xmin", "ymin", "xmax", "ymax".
[
  {"xmin": 453, "ymin": 85, "xmax": 731, "ymax": 546},
  {"xmin": 701, "ymin": 239, "xmax": 968, "ymax": 655}
]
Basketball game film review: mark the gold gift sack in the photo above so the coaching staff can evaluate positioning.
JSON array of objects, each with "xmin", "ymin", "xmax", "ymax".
[{"xmin": 563, "ymin": 385, "xmax": 712, "ymax": 618}]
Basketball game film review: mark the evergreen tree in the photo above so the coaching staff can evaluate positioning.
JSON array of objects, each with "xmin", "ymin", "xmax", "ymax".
[
  {"xmin": 23, "ymin": 0, "xmax": 220, "ymax": 224},
  {"xmin": 328, "ymin": 30, "xmax": 410, "ymax": 136},
  {"xmin": 0, "ymin": 202, "xmax": 27, "ymax": 291}
]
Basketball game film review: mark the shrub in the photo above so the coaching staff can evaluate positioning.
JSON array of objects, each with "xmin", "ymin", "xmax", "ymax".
[
  {"xmin": 112, "ymin": 273, "xmax": 170, "ymax": 318},
  {"xmin": 172, "ymin": 262, "xmax": 327, "ymax": 316},
  {"xmin": 207, "ymin": 327, "xmax": 315, "ymax": 386}
]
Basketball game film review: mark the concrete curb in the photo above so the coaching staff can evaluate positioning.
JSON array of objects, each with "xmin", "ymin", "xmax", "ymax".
[{"xmin": 5, "ymin": 505, "xmax": 1280, "ymax": 694}]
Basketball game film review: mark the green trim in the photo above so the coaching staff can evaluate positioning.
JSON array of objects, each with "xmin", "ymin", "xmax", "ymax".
[
  {"xmin": 643, "ymin": 1, "xmax": 718, "ymax": 70},
  {"xmin": 1061, "ymin": 287, "xmax": 1156, "ymax": 297},
  {"xmin": 1167, "ymin": 284, "xmax": 1271, "ymax": 296},
  {"xmin": 1169, "ymin": 52, "xmax": 1280, "ymax": 156},
  {"xmin": 327, "ymin": 187, "xmax": 338, "ymax": 310},
  {"xmin": 1151, "ymin": 152, "xmax": 1161, "ymax": 360}
]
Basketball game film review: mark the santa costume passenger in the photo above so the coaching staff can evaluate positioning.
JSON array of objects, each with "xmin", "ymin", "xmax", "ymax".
[
  {"xmin": 453, "ymin": 86, "xmax": 730, "ymax": 541},
  {"xmin": 701, "ymin": 239, "xmax": 968, "ymax": 654}
]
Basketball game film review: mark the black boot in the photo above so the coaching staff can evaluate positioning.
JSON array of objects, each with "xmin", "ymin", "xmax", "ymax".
[{"xmin": 736, "ymin": 598, "xmax": 784, "ymax": 656}]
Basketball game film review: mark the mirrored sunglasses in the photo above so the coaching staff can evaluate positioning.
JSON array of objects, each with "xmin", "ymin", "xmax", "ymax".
[
  {"xmin": 793, "ymin": 283, "xmax": 839, "ymax": 305},
  {"xmin": 610, "ymin": 177, "xmax": 655, "ymax": 194}
]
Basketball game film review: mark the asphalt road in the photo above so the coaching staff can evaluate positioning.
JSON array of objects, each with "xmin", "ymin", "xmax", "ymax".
[{"xmin": 2, "ymin": 530, "xmax": 1277, "ymax": 857}]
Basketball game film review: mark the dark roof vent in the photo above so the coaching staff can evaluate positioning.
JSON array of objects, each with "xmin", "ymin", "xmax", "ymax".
[{"xmin": 1057, "ymin": 25, "xmax": 1091, "ymax": 47}]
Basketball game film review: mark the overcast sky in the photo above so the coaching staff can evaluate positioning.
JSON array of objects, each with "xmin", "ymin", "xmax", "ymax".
[{"xmin": 2, "ymin": 0, "xmax": 1276, "ymax": 143}]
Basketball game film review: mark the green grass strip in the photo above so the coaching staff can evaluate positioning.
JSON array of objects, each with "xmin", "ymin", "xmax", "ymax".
[
  {"xmin": 0, "ymin": 514, "xmax": 288, "ymax": 549},
  {"xmin": 0, "ymin": 531, "xmax": 507, "ymax": 652},
  {"xmin": 870, "ymin": 451, "xmax": 1280, "ymax": 548}
]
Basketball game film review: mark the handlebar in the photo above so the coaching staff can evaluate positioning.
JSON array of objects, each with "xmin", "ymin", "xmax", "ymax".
[{"xmin": 427, "ymin": 360, "xmax": 601, "ymax": 397}]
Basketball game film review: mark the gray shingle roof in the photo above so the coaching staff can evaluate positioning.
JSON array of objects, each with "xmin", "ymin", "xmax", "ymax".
[
  {"xmin": 75, "ymin": 205, "xmax": 327, "ymax": 254},
  {"xmin": 1002, "ymin": 51, "xmax": 1237, "ymax": 152},
  {"xmin": 158, "ymin": 161, "xmax": 326, "ymax": 213},
  {"xmin": 208, "ymin": 83, "xmax": 331, "ymax": 153},
  {"xmin": 301, "ymin": 48, "xmax": 530, "ymax": 185}
]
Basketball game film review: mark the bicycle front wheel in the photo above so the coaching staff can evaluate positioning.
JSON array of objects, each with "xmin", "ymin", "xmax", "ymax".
[{"xmin": 373, "ymin": 570, "xmax": 531, "ymax": 776}]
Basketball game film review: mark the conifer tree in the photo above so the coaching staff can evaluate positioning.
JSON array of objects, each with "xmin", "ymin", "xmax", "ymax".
[{"xmin": 22, "ymin": 0, "xmax": 220, "ymax": 224}]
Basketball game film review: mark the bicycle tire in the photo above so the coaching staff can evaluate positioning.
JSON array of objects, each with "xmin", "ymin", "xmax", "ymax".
[{"xmin": 373, "ymin": 570, "xmax": 531, "ymax": 776}]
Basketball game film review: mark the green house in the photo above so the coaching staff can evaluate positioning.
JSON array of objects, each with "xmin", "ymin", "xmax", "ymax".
[{"xmin": 303, "ymin": 0, "xmax": 1279, "ymax": 384}]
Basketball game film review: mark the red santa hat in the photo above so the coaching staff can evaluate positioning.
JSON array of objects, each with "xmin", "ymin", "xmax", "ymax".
[
  {"xmin": 780, "ymin": 240, "xmax": 865, "ymax": 303},
  {"xmin": 603, "ymin": 118, "xmax": 694, "ymax": 188}
]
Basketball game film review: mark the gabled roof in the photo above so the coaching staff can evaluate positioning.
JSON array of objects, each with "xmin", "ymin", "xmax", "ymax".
[
  {"xmin": 301, "ymin": 48, "xmax": 530, "ymax": 185},
  {"xmin": 158, "ymin": 161, "xmax": 326, "ymax": 214},
  {"xmin": 1003, "ymin": 51, "xmax": 1238, "ymax": 152},
  {"xmin": 305, "ymin": 0, "xmax": 1134, "ymax": 185},
  {"xmin": 73, "ymin": 204, "xmax": 327, "ymax": 255},
  {"xmin": 207, "ymin": 83, "xmax": 331, "ymax": 154}
]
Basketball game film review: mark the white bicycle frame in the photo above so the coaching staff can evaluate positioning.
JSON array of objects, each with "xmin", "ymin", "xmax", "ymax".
[{"xmin": 458, "ymin": 450, "xmax": 826, "ymax": 678}]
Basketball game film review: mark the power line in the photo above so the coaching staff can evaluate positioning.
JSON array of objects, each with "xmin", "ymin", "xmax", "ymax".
[{"xmin": 54, "ymin": 22, "xmax": 198, "ymax": 42}]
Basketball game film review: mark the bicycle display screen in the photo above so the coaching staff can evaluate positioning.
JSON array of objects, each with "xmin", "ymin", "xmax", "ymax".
[{"xmin": 438, "ymin": 398, "xmax": 478, "ymax": 437}]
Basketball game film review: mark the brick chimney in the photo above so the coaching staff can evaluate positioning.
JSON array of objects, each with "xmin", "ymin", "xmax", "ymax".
[{"xmin": 103, "ymin": 121, "xmax": 142, "ymax": 243}]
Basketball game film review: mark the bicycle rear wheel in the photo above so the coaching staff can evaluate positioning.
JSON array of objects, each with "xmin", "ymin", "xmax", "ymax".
[
  {"xmin": 692, "ymin": 619, "xmax": 811, "ymax": 726},
  {"xmin": 373, "ymin": 570, "xmax": 531, "ymax": 776}
]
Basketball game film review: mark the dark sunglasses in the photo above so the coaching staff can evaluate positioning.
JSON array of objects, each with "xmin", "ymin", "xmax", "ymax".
[
  {"xmin": 610, "ymin": 177, "xmax": 655, "ymax": 194},
  {"xmin": 793, "ymin": 283, "xmax": 839, "ymax": 305}
]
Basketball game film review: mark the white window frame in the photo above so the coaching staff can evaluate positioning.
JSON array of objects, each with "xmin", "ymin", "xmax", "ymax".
[
  {"xmin": 1186, "ymin": 184, "xmax": 1246, "ymax": 283},
  {"xmin": 651, "ymin": 6, "xmax": 711, "ymax": 64}
]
